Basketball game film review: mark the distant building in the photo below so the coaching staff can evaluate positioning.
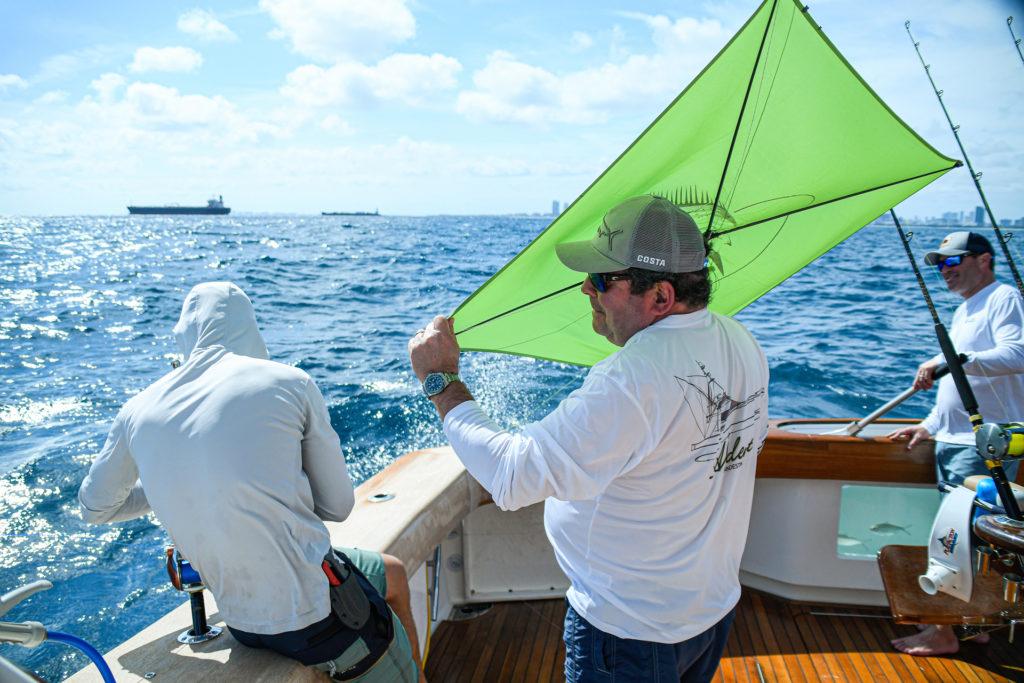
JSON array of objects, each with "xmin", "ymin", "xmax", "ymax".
[
  {"xmin": 975, "ymin": 206, "xmax": 985, "ymax": 226},
  {"xmin": 551, "ymin": 200, "xmax": 560, "ymax": 215}
]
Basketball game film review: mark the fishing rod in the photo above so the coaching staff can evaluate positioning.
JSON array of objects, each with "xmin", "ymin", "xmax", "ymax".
[
  {"xmin": 1010, "ymin": 17, "xmax": 1024, "ymax": 69},
  {"xmin": 904, "ymin": 21, "xmax": 1024, "ymax": 299},
  {"xmin": 892, "ymin": 208, "xmax": 1023, "ymax": 521}
]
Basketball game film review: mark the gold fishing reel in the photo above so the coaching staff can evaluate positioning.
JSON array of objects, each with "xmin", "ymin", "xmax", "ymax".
[{"xmin": 975, "ymin": 423, "xmax": 1024, "ymax": 462}]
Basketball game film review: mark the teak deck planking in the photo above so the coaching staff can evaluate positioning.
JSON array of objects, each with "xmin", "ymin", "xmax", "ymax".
[{"xmin": 424, "ymin": 590, "xmax": 1024, "ymax": 682}]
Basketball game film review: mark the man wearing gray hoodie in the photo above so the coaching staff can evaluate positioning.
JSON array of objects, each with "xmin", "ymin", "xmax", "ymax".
[{"xmin": 78, "ymin": 281, "xmax": 421, "ymax": 681}]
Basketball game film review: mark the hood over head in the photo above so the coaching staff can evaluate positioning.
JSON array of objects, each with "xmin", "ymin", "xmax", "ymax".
[{"xmin": 172, "ymin": 282, "xmax": 269, "ymax": 361}]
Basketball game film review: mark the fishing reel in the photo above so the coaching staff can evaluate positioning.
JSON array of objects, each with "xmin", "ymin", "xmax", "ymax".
[
  {"xmin": 165, "ymin": 547, "xmax": 222, "ymax": 644},
  {"xmin": 973, "ymin": 512, "xmax": 1024, "ymax": 642},
  {"xmin": 976, "ymin": 423, "xmax": 1024, "ymax": 462}
]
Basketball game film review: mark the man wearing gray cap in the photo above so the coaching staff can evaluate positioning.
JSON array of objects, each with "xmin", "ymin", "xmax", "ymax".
[
  {"xmin": 409, "ymin": 195, "xmax": 769, "ymax": 681},
  {"xmin": 889, "ymin": 231, "xmax": 1024, "ymax": 656}
]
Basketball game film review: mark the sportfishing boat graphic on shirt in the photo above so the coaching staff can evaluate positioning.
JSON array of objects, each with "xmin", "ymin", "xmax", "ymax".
[{"xmin": 678, "ymin": 362, "xmax": 765, "ymax": 476}]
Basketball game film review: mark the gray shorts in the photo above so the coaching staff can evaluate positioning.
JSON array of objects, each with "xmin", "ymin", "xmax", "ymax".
[
  {"xmin": 314, "ymin": 546, "xmax": 418, "ymax": 682},
  {"xmin": 936, "ymin": 441, "xmax": 1020, "ymax": 487}
]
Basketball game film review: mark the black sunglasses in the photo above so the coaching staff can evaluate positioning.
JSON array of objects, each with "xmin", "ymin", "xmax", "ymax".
[{"xmin": 588, "ymin": 272, "xmax": 632, "ymax": 293}]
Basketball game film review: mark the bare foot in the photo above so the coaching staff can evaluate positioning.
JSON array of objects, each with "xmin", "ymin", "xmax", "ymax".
[
  {"xmin": 892, "ymin": 625, "xmax": 959, "ymax": 656},
  {"xmin": 911, "ymin": 624, "xmax": 990, "ymax": 642},
  {"xmin": 962, "ymin": 630, "xmax": 991, "ymax": 645}
]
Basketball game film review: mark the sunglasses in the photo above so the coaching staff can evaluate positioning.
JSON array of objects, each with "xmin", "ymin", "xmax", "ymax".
[
  {"xmin": 935, "ymin": 254, "xmax": 967, "ymax": 271},
  {"xmin": 587, "ymin": 272, "xmax": 631, "ymax": 293}
]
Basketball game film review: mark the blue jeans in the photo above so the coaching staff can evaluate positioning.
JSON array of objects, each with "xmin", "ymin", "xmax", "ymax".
[
  {"xmin": 936, "ymin": 441, "xmax": 1019, "ymax": 487},
  {"xmin": 563, "ymin": 603, "xmax": 735, "ymax": 682}
]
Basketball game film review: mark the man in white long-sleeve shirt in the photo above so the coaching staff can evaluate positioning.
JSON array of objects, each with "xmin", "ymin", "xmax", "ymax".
[
  {"xmin": 890, "ymin": 231, "xmax": 1024, "ymax": 657},
  {"xmin": 78, "ymin": 281, "xmax": 421, "ymax": 682},
  {"xmin": 409, "ymin": 196, "xmax": 769, "ymax": 682}
]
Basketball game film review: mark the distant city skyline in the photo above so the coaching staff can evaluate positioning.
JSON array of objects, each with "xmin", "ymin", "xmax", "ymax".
[
  {"xmin": 0, "ymin": 0, "xmax": 1021, "ymax": 216},
  {"xmin": 872, "ymin": 204, "xmax": 1024, "ymax": 229}
]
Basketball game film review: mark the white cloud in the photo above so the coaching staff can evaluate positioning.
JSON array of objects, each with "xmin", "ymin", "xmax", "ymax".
[
  {"xmin": 120, "ymin": 82, "xmax": 234, "ymax": 126},
  {"xmin": 281, "ymin": 53, "xmax": 461, "ymax": 107},
  {"xmin": 129, "ymin": 46, "xmax": 204, "ymax": 73},
  {"xmin": 90, "ymin": 73, "xmax": 126, "ymax": 103},
  {"xmin": 320, "ymin": 114, "xmax": 353, "ymax": 134},
  {"xmin": 74, "ymin": 80, "xmax": 287, "ymax": 144},
  {"xmin": 0, "ymin": 74, "xmax": 28, "ymax": 92},
  {"xmin": 456, "ymin": 15, "xmax": 730, "ymax": 126},
  {"xmin": 260, "ymin": 0, "xmax": 415, "ymax": 62},
  {"xmin": 35, "ymin": 45, "xmax": 122, "ymax": 82},
  {"xmin": 33, "ymin": 90, "xmax": 68, "ymax": 105},
  {"xmin": 177, "ymin": 9, "xmax": 238, "ymax": 42},
  {"xmin": 570, "ymin": 31, "xmax": 593, "ymax": 52}
]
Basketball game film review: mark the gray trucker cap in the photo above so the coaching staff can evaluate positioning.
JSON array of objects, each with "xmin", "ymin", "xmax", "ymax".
[
  {"xmin": 924, "ymin": 231, "xmax": 994, "ymax": 265},
  {"xmin": 555, "ymin": 195, "xmax": 706, "ymax": 274}
]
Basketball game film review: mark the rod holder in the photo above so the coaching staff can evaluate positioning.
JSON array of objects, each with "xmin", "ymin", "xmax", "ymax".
[
  {"xmin": 1003, "ymin": 573, "xmax": 1022, "ymax": 604},
  {"xmin": 1010, "ymin": 618, "xmax": 1023, "ymax": 644},
  {"xmin": 166, "ymin": 547, "xmax": 223, "ymax": 645},
  {"xmin": 178, "ymin": 590, "xmax": 222, "ymax": 645},
  {"xmin": 976, "ymin": 546, "xmax": 997, "ymax": 575}
]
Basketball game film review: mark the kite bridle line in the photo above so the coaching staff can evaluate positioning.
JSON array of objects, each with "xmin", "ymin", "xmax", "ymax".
[
  {"xmin": 891, "ymin": 208, "xmax": 1023, "ymax": 521},
  {"xmin": 905, "ymin": 21, "xmax": 1024, "ymax": 300}
]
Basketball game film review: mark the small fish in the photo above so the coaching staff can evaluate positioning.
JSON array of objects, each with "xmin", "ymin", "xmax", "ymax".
[
  {"xmin": 837, "ymin": 534, "xmax": 867, "ymax": 548},
  {"xmin": 870, "ymin": 522, "xmax": 911, "ymax": 536}
]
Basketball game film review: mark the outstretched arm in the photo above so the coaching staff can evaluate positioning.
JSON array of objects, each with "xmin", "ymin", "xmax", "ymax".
[
  {"xmin": 78, "ymin": 414, "xmax": 152, "ymax": 524},
  {"xmin": 301, "ymin": 377, "xmax": 355, "ymax": 522},
  {"xmin": 409, "ymin": 316, "xmax": 649, "ymax": 511}
]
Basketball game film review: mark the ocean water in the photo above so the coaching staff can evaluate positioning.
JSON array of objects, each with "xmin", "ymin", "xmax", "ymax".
[{"xmin": 0, "ymin": 214, "xmax": 1006, "ymax": 680}]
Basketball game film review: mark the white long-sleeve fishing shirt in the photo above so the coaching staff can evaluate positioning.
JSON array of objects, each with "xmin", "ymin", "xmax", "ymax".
[
  {"xmin": 922, "ymin": 282, "xmax": 1024, "ymax": 445},
  {"xmin": 444, "ymin": 310, "xmax": 769, "ymax": 643},
  {"xmin": 78, "ymin": 282, "xmax": 354, "ymax": 634}
]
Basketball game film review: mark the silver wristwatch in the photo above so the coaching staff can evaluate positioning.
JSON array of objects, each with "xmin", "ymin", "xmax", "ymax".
[{"xmin": 422, "ymin": 372, "xmax": 460, "ymax": 397}]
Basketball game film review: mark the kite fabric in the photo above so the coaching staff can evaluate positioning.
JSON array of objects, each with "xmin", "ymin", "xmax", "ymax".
[{"xmin": 453, "ymin": 0, "xmax": 958, "ymax": 367}]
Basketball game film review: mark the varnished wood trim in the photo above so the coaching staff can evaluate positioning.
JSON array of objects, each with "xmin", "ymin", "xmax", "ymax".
[{"xmin": 757, "ymin": 419, "xmax": 936, "ymax": 483}]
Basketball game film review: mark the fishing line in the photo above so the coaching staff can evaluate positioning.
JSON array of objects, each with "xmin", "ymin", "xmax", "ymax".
[
  {"xmin": 905, "ymin": 21, "xmax": 1024, "ymax": 299},
  {"xmin": 892, "ymin": 209, "xmax": 1022, "ymax": 520}
]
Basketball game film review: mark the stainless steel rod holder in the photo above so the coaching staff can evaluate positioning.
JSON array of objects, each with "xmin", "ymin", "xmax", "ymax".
[
  {"xmin": 1003, "ymin": 573, "xmax": 1022, "ymax": 604},
  {"xmin": 976, "ymin": 546, "xmax": 997, "ymax": 575}
]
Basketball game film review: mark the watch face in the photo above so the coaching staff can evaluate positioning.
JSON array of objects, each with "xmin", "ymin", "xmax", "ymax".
[{"xmin": 424, "ymin": 373, "xmax": 446, "ymax": 396}]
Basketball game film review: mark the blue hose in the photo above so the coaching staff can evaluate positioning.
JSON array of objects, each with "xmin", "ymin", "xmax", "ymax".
[{"xmin": 45, "ymin": 630, "xmax": 116, "ymax": 683}]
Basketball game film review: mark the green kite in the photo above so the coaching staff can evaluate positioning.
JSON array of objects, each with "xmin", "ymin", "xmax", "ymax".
[{"xmin": 454, "ymin": 0, "xmax": 958, "ymax": 366}]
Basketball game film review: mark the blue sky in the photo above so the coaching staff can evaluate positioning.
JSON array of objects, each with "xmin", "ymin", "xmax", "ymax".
[{"xmin": 0, "ymin": 0, "xmax": 1021, "ymax": 216}]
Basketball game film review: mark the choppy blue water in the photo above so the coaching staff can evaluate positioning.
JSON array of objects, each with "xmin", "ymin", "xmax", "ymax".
[{"xmin": 0, "ymin": 215, "xmax": 1004, "ymax": 680}]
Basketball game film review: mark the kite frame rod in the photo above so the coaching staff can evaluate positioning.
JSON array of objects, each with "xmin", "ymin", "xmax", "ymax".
[
  {"xmin": 891, "ymin": 208, "xmax": 1023, "ymax": 520},
  {"xmin": 904, "ymin": 20, "xmax": 1024, "ymax": 299},
  {"xmin": 707, "ymin": 0, "xmax": 781, "ymax": 235},
  {"xmin": 1010, "ymin": 17, "xmax": 1024, "ymax": 69}
]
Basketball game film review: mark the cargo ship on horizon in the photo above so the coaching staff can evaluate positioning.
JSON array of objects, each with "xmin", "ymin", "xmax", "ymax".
[{"xmin": 128, "ymin": 196, "xmax": 230, "ymax": 215}]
